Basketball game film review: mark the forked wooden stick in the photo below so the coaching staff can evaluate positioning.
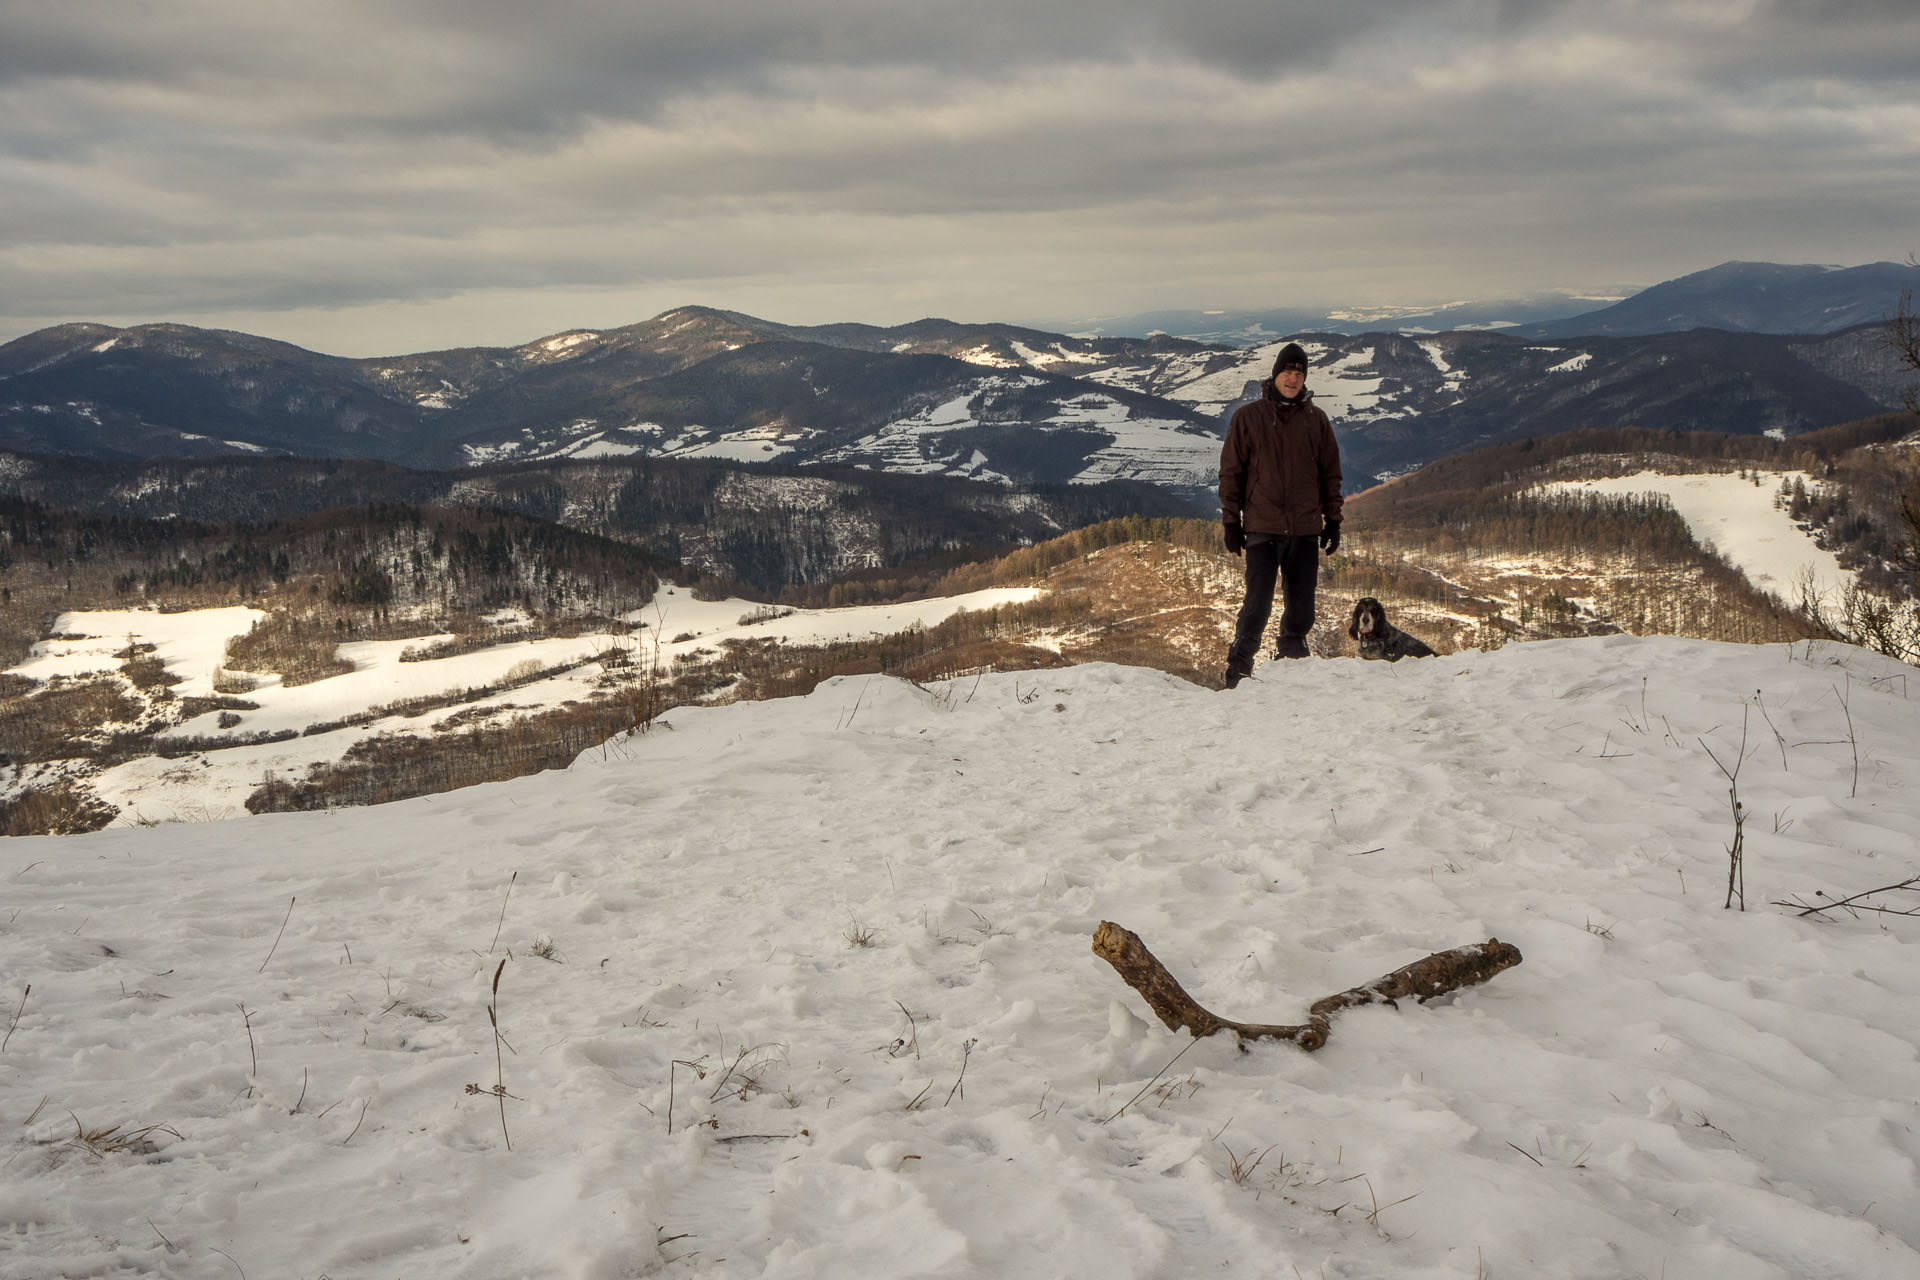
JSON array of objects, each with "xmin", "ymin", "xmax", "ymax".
[{"xmin": 1092, "ymin": 921, "xmax": 1522, "ymax": 1051}]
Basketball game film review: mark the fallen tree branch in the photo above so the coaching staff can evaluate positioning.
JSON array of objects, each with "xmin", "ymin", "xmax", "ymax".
[
  {"xmin": 1771, "ymin": 875, "xmax": 1920, "ymax": 919},
  {"xmin": 1091, "ymin": 921, "xmax": 1522, "ymax": 1051}
]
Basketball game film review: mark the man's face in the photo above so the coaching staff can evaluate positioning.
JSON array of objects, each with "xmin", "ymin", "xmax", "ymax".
[{"xmin": 1275, "ymin": 366, "xmax": 1306, "ymax": 396}]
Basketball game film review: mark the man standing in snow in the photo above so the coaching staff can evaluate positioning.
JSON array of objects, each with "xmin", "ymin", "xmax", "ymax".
[{"xmin": 1217, "ymin": 341, "xmax": 1343, "ymax": 687}]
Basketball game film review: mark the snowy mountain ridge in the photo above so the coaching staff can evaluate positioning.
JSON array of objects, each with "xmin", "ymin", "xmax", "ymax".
[{"xmin": 3, "ymin": 303, "xmax": 1909, "ymax": 496}]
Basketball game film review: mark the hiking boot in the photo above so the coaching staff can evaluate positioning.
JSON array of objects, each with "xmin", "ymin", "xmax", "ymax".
[
  {"xmin": 1222, "ymin": 658, "xmax": 1253, "ymax": 688},
  {"xmin": 1273, "ymin": 636, "xmax": 1311, "ymax": 660}
]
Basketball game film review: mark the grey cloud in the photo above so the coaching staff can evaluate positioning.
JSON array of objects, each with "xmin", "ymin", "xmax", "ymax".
[
  {"xmin": 2, "ymin": 0, "xmax": 1917, "ymax": 348},
  {"xmin": 0, "ymin": 2, "xmax": 1455, "ymax": 140}
]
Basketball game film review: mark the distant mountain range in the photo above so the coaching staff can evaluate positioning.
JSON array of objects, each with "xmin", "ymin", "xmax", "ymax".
[
  {"xmin": 1515, "ymin": 261, "xmax": 1918, "ymax": 340},
  {"xmin": 2, "ymin": 262, "xmax": 1914, "ymax": 500},
  {"xmin": 1064, "ymin": 260, "xmax": 1917, "ymax": 342},
  {"xmin": 1280, "ymin": 324, "xmax": 1906, "ymax": 480},
  {"xmin": 1052, "ymin": 291, "xmax": 1625, "ymax": 344},
  {"xmin": 0, "ymin": 312, "xmax": 1234, "ymax": 500}
]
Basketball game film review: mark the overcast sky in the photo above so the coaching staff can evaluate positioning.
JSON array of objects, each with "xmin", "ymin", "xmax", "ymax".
[{"xmin": 3, "ymin": 0, "xmax": 1918, "ymax": 356}]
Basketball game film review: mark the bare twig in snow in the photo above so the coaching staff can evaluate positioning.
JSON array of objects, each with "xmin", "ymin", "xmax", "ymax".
[
  {"xmin": 1772, "ymin": 875, "xmax": 1920, "ymax": 919},
  {"xmin": 1699, "ymin": 705, "xmax": 1751, "ymax": 911},
  {"xmin": 1102, "ymin": 1037, "xmax": 1200, "ymax": 1124},
  {"xmin": 258, "ymin": 896, "xmax": 295, "ymax": 973},
  {"xmin": 489, "ymin": 871, "xmax": 517, "ymax": 955},
  {"xmin": 943, "ymin": 1038, "xmax": 977, "ymax": 1106},
  {"xmin": 238, "ymin": 1004, "xmax": 257, "ymax": 1095},
  {"xmin": 2, "ymin": 984, "xmax": 27, "ymax": 1053},
  {"xmin": 1752, "ymin": 691, "xmax": 1789, "ymax": 770},
  {"xmin": 1833, "ymin": 680, "xmax": 1860, "ymax": 798}
]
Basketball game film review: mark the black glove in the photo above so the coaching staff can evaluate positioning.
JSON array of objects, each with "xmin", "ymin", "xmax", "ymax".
[
  {"xmin": 1317, "ymin": 520, "xmax": 1341, "ymax": 555},
  {"xmin": 1223, "ymin": 520, "xmax": 1245, "ymax": 556}
]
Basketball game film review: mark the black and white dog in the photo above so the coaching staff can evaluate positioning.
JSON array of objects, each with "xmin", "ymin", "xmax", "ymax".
[{"xmin": 1348, "ymin": 597, "xmax": 1436, "ymax": 662}]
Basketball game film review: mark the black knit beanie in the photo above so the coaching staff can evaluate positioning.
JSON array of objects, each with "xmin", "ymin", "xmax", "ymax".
[{"xmin": 1272, "ymin": 342, "xmax": 1308, "ymax": 376}]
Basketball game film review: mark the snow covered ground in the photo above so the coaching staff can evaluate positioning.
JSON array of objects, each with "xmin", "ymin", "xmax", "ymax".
[
  {"xmin": 819, "ymin": 378, "xmax": 1220, "ymax": 490},
  {"xmin": 9, "ymin": 587, "xmax": 1039, "ymax": 825},
  {"xmin": 2, "ymin": 635, "xmax": 1916, "ymax": 1278},
  {"xmin": 1544, "ymin": 471, "xmax": 1854, "ymax": 607},
  {"xmin": 1158, "ymin": 340, "xmax": 1282, "ymax": 417},
  {"xmin": 13, "ymin": 607, "xmax": 268, "ymax": 700}
]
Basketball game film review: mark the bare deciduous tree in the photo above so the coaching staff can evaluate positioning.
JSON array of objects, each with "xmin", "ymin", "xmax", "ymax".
[
  {"xmin": 1807, "ymin": 265, "xmax": 1920, "ymax": 665},
  {"xmin": 1894, "ymin": 268, "xmax": 1920, "ymax": 577}
]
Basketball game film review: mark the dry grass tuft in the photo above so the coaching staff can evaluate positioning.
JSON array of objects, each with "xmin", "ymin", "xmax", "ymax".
[
  {"xmin": 55, "ymin": 1112, "xmax": 183, "ymax": 1159},
  {"xmin": 1219, "ymin": 1141, "xmax": 1279, "ymax": 1187}
]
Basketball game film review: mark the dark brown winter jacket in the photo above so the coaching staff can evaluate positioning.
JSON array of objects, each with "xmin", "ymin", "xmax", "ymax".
[{"xmin": 1218, "ymin": 383, "xmax": 1343, "ymax": 536}]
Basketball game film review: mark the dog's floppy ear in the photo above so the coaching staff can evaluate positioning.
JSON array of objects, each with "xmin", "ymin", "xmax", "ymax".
[{"xmin": 1347, "ymin": 600, "xmax": 1364, "ymax": 640}]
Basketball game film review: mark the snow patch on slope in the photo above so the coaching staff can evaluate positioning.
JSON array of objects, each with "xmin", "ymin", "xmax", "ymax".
[{"xmin": 1542, "ymin": 471, "xmax": 1853, "ymax": 606}]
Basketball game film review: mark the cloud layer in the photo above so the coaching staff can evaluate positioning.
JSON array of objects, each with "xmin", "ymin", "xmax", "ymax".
[{"xmin": 4, "ymin": 0, "xmax": 1918, "ymax": 354}]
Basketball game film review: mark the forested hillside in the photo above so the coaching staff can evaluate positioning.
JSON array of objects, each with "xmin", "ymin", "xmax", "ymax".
[
  {"xmin": 0, "ymin": 499, "xmax": 670, "ymax": 669},
  {"xmin": 1352, "ymin": 415, "xmax": 1920, "ymax": 596},
  {"xmin": 0, "ymin": 449, "xmax": 1190, "ymax": 645}
]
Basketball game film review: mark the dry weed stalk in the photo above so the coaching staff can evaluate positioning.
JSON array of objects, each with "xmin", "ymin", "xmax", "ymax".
[
  {"xmin": 258, "ymin": 896, "xmax": 295, "ymax": 973},
  {"xmin": 1355, "ymin": 1175, "xmax": 1420, "ymax": 1233},
  {"xmin": 342, "ymin": 1098, "xmax": 371, "ymax": 1144},
  {"xmin": 1147, "ymin": 1071, "xmax": 1202, "ymax": 1108},
  {"xmin": 944, "ymin": 1038, "xmax": 977, "ymax": 1106},
  {"xmin": 2, "ymin": 983, "xmax": 27, "ymax": 1052},
  {"xmin": 1833, "ymin": 681, "xmax": 1860, "ymax": 799},
  {"xmin": 238, "ymin": 1004, "xmax": 258, "ymax": 1096},
  {"xmin": 489, "ymin": 871, "xmax": 517, "ymax": 954},
  {"xmin": 709, "ymin": 1043, "xmax": 787, "ymax": 1104},
  {"xmin": 466, "ymin": 958, "xmax": 515, "ymax": 1149},
  {"xmin": 1102, "ymin": 1037, "xmax": 1199, "ymax": 1123},
  {"xmin": 667, "ymin": 1056, "xmax": 709, "ymax": 1134},
  {"xmin": 1699, "ymin": 705, "xmax": 1751, "ymax": 911}
]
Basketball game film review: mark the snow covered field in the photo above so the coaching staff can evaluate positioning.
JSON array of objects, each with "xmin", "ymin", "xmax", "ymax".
[
  {"xmin": 1544, "ymin": 471, "xmax": 1855, "ymax": 606},
  {"xmin": 12, "ymin": 607, "xmax": 268, "ymax": 700},
  {"xmin": 3, "ymin": 635, "xmax": 1916, "ymax": 1278},
  {"xmin": 8, "ymin": 587, "xmax": 1039, "ymax": 825}
]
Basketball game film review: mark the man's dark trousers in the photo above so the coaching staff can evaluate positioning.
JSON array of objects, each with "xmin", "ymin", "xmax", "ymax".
[{"xmin": 1228, "ymin": 533, "xmax": 1319, "ymax": 670}]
